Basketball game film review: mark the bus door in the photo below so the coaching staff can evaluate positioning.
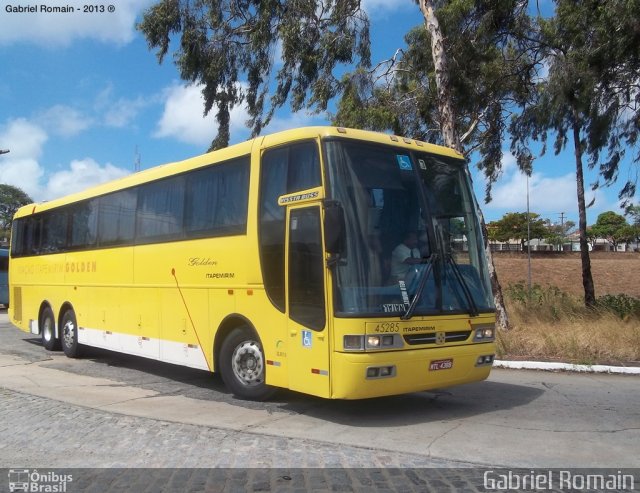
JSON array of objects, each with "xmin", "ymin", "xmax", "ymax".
[{"xmin": 285, "ymin": 203, "xmax": 331, "ymax": 397}]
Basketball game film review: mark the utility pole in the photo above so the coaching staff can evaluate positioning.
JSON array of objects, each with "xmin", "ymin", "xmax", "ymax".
[
  {"xmin": 526, "ymin": 173, "xmax": 532, "ymax": 300},
  {"xmin": 558, "ymin": 212, "xmax": 566, "ymax": 252}
]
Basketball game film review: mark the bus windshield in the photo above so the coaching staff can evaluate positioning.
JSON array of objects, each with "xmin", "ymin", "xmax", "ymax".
[{"xmin": 324, "ymin": 139, "xmax": 494, "ymax": 318}]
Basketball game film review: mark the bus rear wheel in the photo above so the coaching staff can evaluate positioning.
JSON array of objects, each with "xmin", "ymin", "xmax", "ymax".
[
  {"xmin": 61, "ymin": 309, "xmax": 82, "ymax": 358},
  {"xmin": 219, "ymin": 326, "xmax": 275, "ymax": 401},
  {"xmin": 40, "ymin": 306, "xmax": 60, "ymax": 351}
]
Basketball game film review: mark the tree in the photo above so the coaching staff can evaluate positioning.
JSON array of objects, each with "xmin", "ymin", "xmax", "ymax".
[
  {"xmin": 616, "ymin": 225, "xmax": 639, "ymax": 250},
  {"xmin": 625, "ymin": 204, "xmax": 640, "ymax": 247},
  {"xmin": 626, "ymin": 204, "xmax": 640, "ymax": 227},
  {"xmin": 589, "ymin": 211, "xmax": 632, "ymax": 251},
  {"xmin": 488, "ymin": 212, "xmax": 548, "ymax": 251},
  {"xmin": 510, "ymin": 1, "xmax": 640, "ymax": 306},
  {"xmin": 0, "ymin": 184, "xmax": 32, "ymax": 231},
  {"xmin": 545, "ymin": 219, "xmax": 575, "ymax": 251},
  {"xmin": 138, "ymin": 0, "xmax": 371, "ymax": 150}
]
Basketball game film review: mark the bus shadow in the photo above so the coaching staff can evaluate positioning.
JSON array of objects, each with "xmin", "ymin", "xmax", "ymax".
[
  {"xmin": 278, "ymin": 380, "xmax": 545, "ymax": 426},
  {"xmin": 37, "ymin": 344, "xmax": 544, "ymax": 422}
]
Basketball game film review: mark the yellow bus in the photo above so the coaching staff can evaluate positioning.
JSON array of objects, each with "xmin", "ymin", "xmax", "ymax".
[{"xmin": 9, "ymin": 126, "xmax": 496, "ymax": 400}]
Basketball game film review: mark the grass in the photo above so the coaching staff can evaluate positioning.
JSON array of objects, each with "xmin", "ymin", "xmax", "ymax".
[{"xmin": 497, "ymin": 283, "xmax": 640, "ymax": 366}]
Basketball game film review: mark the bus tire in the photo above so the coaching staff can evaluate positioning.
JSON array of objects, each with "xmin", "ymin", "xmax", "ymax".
[
  {"xmin": 219, "ymin": 326, "xmax": 275, "ymax": 401},
  {"xmin": 41, "ymin": 306, "xmax": 61, "ymax": 351},
  {"xmin": 60, "ymin": 309, "xmax": 82, "ymax": 358}
]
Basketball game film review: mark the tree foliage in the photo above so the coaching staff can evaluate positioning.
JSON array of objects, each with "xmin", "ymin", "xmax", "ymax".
[
  {"xmin": 625, "ymin": 204, "xmax": 640, "ymax": 227},
  {"xmin": 589, "ymin": 211, "xmax": 635, "ymax": 249},
  {"xmin": 508, "ymin": 1, "xmax": 640, "ymax": 305},
  {"xmin": 0, "ymin": 184, "xmax": 32, "ymax": 231},
  {"xmin": 487, "ymin": 212, "xmax": 548, "ymax": 250},
  {"xmin": 138, "ymin": 0, "xmax": 371, "ymax": 150},
  {"xmin": 511, "ymin": 0, "xmax": 640, "ymax": 204},
  {"xmin": 545, "ymin": 219, "xmax": 575, "ymax": 250}
]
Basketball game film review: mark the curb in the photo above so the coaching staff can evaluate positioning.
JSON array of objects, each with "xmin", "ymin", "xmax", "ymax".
[{"xmin": 494, "ymin": 360, "xmax": 640, "ymax": 375}]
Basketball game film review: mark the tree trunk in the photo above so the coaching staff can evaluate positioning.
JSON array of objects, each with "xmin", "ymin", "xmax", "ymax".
[
  {"xmin": 419, "ymin": 0, "xmax": 510, "ymax": 330},
  {"xmin": 479, "ymin": 207, "xmax": 510, "ymax": 331},
  {"xmin": 419, "ymin": 0, "xmax": 461, "ymax": 153},
  {"xmin": 572, "ymin": 118, "xmax": 596, "ymax": 306}
]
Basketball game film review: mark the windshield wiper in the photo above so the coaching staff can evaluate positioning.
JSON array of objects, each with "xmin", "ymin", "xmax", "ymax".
[
  {"xmin": 401, "ymin": 254, "xmax": 437, "ymax": 320},
  {"xmin": 445, "ymin": 253, "xmax": 479, "ymax": 317}
]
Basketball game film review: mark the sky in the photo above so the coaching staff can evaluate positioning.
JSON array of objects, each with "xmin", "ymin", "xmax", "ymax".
[{"xmin": 0, "ymin": 0, "xmax": 636, "ymax": 228}]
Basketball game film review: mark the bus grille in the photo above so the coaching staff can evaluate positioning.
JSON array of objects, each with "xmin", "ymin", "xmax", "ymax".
[{"xmin": 403, "ymin": 330, "xmax": 471, "ymax": 346}]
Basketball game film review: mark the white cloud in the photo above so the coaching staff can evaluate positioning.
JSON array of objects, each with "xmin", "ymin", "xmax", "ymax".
[
  {"xmin": 362, "ymin": 0, "xmax": 408, "ymax": 16},
  {"xmin": 263, "ymin": 111, "xmax": 325, "ymax": 134},
  {"xmin": 0, "ymin": 119, "xmax": 48, "ymax": 199},
  {"xmin": 43, "ymin": 158, "xmax": 129, "ymax": 201},
  {"xmin": 481, "ymin": 156, "xmax": 604, "ymax": 222},
  {"xmin": 0, "ymin": 118, "xmax": 129, "ymax": 202},
  {"xmin": 38, "ymin": 105, "xmax": 93, "ymax": 137},
  {"xmin": 94, "ymin": 84, "xmax": 150, "ymax": 128},
  {"xmin": 500, "ymin": 150, "xmax": 517, "ymax": 173},
  {"xmin": 490, "ymin": 171, "xmax": 579, "ymax": 213},
  {"xmin": 0, "ymin": 158, "xmax": 45, "ymax": 199},
  {"xmin": 0, "ymin": 118, "xmax": 48, "ymax": 160},
  {"xmin": 0, "ymin": 0, "xmax": 154, "ymax": 47},
  {"xmin": 104, "ymin": 96, "xmax": 148, "ymax": 128},
  {"xmin": 155, "ymin": 83, "xmax": 251, "ymax": 147}
]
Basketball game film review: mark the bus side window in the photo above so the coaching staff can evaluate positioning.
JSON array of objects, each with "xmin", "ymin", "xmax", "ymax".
[
  {"xmin": 259, "ymin": 148, "xmax": 288, "ymax": 312},
  {"xmin": 289, "ymin": 207, "xmax": 326, "ymax": 331},
  {"xmin": 287, "ymin": 142, "xmax": 321, "ymax": 191},
  {"xmin": 259, "ymin": 141, "xmax": 321, "ymax": 312}
]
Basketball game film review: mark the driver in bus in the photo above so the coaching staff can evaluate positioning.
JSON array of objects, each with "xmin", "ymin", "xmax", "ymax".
[{"xmin": 389, "ymin": 231, "xmax": 423, "ymax": 282}]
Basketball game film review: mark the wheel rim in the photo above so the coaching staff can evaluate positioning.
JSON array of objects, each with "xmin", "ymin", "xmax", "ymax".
[
  {"xmin": 62, "ymin": 319, "xmax": 75, "ymax": 348},
  {"xmin": 230, "ymin": 340, "xmax": 264, "ymax": 387},
  {"xmin": 43, "ymin": 318, "xmax": 53, "ymax": 342}
]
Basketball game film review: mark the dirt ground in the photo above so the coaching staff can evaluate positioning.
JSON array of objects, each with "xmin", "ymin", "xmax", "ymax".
[{"xmin": 493, "ymin": 252, "xmax": 640, "ymax": 299}]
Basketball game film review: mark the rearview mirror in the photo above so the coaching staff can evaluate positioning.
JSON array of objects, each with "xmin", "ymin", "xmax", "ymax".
[{"xmin": 324, "ymin": 200, "xmax": 346, "ymax": 255}]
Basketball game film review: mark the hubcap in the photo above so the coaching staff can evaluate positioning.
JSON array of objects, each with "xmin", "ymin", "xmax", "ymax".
[
  {"xmin": 231, "ymin": 340, "xmax": 264, "ymax": 387},
  {"xmin": 63, "ymin": 320, "xmax": 75, "ymax": 348}
]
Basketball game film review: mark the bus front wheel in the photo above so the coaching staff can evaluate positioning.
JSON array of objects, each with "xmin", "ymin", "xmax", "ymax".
[
  {"xmin": 41, "ymin": 306, "xmax": 61, "ymax": 351},
  {"xmin": 61, "ymin": 309, "xmax": 82, "ymax": 358},
  {"xmin": 219, "ymin": 326, "xmax": 275, "ymax": 401}
]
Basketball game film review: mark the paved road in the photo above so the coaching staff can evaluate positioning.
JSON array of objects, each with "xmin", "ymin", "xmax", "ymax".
[{"xmin": 1, "ymin": 311, "xmax": 638, "ymax": 474}]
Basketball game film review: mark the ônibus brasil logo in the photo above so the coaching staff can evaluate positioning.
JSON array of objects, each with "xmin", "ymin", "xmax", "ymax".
[{"xmin": 8, "ymin": 469, "xmax": 73, "ymax": 492}]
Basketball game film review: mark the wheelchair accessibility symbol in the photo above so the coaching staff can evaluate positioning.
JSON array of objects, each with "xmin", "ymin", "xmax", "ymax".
[{"xmin": 302, "ymin": 330, "xmax": 312, "ymax": 348}]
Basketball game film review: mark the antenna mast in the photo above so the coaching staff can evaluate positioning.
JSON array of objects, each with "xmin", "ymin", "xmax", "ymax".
[{"xmin": 134, "ymin": 146, "xmax": 141, "ymax": 172}]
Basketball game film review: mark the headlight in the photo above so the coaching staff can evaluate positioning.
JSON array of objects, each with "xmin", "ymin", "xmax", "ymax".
[
  {"xmin": 344, "ymin": 334, "xmax": 403, "ymax": 351},
  {"xmin": 367, "ymin": 335, "xmax": 381, "ymax": 347},
  {"xmin": 343, "ymin": 335, "xmax": 364, "ymax": 351},
  {"xmin": 474, "ymin": 326, "xmax": 495, "ymax": 342}
]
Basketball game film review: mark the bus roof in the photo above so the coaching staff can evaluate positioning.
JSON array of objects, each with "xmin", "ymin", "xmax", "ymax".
[{"xmin": 13, "ymin": 126, "xmax": 463, "ymax": 219}]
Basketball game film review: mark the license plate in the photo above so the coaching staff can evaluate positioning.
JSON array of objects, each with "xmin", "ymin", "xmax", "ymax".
[{"xmin": 429, "ymin": 359, "xmax": 453, "ymax": 371}]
